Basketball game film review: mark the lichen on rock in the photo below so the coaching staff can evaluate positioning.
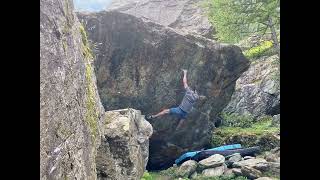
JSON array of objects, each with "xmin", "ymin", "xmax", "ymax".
[
  {"xmin": 40, "ymin": 0, "xmax": 105, "ymax": 179},
  {"xmin": 96, "ymin": 108, "xmax": 153, "ymax": 180}
]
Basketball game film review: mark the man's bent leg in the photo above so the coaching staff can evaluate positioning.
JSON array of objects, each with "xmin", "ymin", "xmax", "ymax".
[{"xmin": 148, "ymin": 109, "xmax": 170, "ymax": 120}]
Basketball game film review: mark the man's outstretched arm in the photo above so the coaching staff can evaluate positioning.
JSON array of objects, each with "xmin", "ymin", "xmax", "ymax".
[{"xmin": 182, "ymin": 69, "xmax": 188, "ymax": 89}]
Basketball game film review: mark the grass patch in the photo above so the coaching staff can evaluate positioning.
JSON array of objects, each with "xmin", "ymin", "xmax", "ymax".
[
  {"xmin": 141, "ymin": 171, "xmax": 171, "ymax": 180},
  {"xmin": 220, "ymin": 112, "xmax": 255, "ymax": 128},
  {"xmin": 212, "ymin": 116, "xmax": 279, "ymax": 150},
  {"xmin": 243, "ymin": 40, "xmax": 274, "ymax": 59},
  {"xmin": 218, "ymin": 118, "xmax": 278, "ymax": 136},
  {"xmin": 159, "ymin": 166, "xmax": 179, "ymax": 178},
  {"xmin": 141, "ymin": 171, "xmax": 155, "ymax": 180}
]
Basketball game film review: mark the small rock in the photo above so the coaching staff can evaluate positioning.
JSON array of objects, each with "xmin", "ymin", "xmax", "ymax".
[
  {"xmin": 226, "ymin": 153, "xmax": 241, "ymax": 159},
  {"xmin": 225, "ymin": 160, "xmax": 232, "ymax": 167},
  {"xmin": 226, "ymin": 153, "xmax": 242, "ymax": 167},
  {"xmin": 241, "ymin": 166, "xmax": 262, "ymax": 179},
  {"xmin": 223, "ymin": 168, "xmax": 234, "ymax": 176},
  {"xmin": 272, "ymin": 114, "xmax": 280, "ymax": 126},
  {"xmin": 265, "ymin": 154, "xmax": 280, "ymax": 163},
  {"xmin": 268, "ymin": 162, "xmax": 280, "ymax": 177},
  {"xmin": 177, "ymin": 160, "xmax": 197, "ymax": 177},
  {"xmin": 202, "ymin": 165, "xmax": 225, "ymax": 177},
  {"xmin": 255, "ymin": 177, "xmax": 274, "ymax": 180},
  {"xmin": 253, "ymin": 162, "xmax": 270, "ymax": 172},
  {"xmin": 233, "ymin": 158, "xmax": 267, "ymax": 168},
  {"xmin": 231, "ymin": 168, "xmax": 242, "ymax": 176},
  {"xmin": 190, "ymin": 172, "xmax": 198, "ymax": 179},
  {"xmin": 229, "ymin": 153, "xmax": 242, "ymax": 163},
  {"xmin": 265, "ymin": 147, "xmax": 280, "ymax": 163},
  {"xmin": 199, "ymin": 154, "xmax": 225, "ymax": 169},
  {"xmin": 270, "ymin": 147, "xmax": 280, "ymax": 154},
  {"xmin": 244, "ymin": 156, "xmax": 255, "ymax": 160}
]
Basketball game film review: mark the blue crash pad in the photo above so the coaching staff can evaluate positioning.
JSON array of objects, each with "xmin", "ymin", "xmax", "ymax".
[{"xmin": 174, "ymin": 144, "xmax": 241, "ymax": 164}]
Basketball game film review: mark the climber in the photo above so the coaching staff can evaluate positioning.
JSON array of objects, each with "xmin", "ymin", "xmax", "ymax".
[{"xmin": 146, "ymin": 69, "xmax": 206, "ymax": 130}]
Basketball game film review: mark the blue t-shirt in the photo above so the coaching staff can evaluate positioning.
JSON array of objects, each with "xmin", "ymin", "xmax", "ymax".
[{"xmin": 179, "ymin": 86, "xmax": 199, "ymax": 113}]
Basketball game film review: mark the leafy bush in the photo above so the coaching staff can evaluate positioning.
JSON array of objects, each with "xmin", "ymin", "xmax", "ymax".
[
  {"xmin": 141, "ymin": 172, "xmax": 152, "ymax": 180},
  {"xmin": 243, "ymin": 40, "xmax": 273, "ymax": 59}
]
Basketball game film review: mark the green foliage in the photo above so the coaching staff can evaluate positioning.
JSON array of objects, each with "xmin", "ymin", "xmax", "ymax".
[
  {"xmin": 243, "ymin": 41, "xmax": 274, "ymax": 59},
  {"xmin": 262, "ymin": 170, "xmax": 280, "ymax": 179},
  {"xmin": 202, "ymin": 0, "xmax": 243, "ymax": 42},
  {"xmin": 141, "ymin": 172, "xmax": 152, "ymax": 180},
  {"xmin": 220, "ymin": 112, "xmax": 255, "ymax": 128},
  {"xmin": 159, "ymin": 166, "xmax": 179, "ymax": 178},
  {"xmin": 141, "ymin": 171, "xmax": 172, "ymax": 180},
  {"xmin": 218, "ymin": 115, "xmax": 278, "ymax": 135},
  {"xmin": 203, "ymin": 0, "xmax": 280, "ymax": 44},
  {"xmin": 211, "ymin": 116, "xmax": 279, "ymax": 148}
]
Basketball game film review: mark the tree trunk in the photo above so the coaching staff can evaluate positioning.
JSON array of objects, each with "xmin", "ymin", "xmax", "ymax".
[{"xmin": 268, "ymin": 17, "xmax": 280, "ymax": 57}]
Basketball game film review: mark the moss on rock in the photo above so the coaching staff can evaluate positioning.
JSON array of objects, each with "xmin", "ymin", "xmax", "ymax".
[
  {"xmin": 211, "ymin": 118, "xmax": 279, "ymax": 151},
  {"xmin": 80, "ymin": 24, "xmax": 93, "ymax": 60},
  {"xmin": 80, "ymin": 22, "xmax": 99, "ymax": 143},
  {"xmin": 84, "ymin": 62, "xmax": 99, "ymax": 142}
]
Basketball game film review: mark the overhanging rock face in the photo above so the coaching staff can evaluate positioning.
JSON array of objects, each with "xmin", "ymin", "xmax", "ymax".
[
  {"xmin": 78, "ymin": 11, "xmax": 250, "ymax": 170},
  {"xmin": 106, "ymin": 0, "xmax": 215, "ymax": 38}
]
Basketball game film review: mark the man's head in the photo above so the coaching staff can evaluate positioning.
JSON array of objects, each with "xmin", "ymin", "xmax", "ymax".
[
  {"xmin": 193, "ymin": 84, "xmax": 200, "ymax": 92},
  {"xmin": 193, "ymin": 89, "xmax": 206, "ymax": 101}
]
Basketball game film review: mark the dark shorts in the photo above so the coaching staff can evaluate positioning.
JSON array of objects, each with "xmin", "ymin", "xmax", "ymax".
[{"xmin": 169, "ymin": 107, "xmax": 187, "ymax": 119}]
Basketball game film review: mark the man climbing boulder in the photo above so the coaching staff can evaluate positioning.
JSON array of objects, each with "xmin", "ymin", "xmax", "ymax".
[{"xmin": 146, "ymin": 69, "xmax": 206, "ymax": 130}]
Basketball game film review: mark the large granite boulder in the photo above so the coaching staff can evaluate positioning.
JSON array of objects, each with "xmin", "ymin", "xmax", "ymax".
[
  {"xmin": 106, "ymin": 0, "xmax": 214, "ymax": 38},
  {"xmin": 223, "ymin": 55, "xmax": 280, "ymax": 119},
  {"xmin": 96, "ymin": 108, "xmax": 153, "ymax": 180},
  {"xmin": 40, "ymin": 0, "xmax": 105, "ymax": 179},
  {"xmin": 77, "ymin": 11, "xmax": 249, "ymax": 169}
]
